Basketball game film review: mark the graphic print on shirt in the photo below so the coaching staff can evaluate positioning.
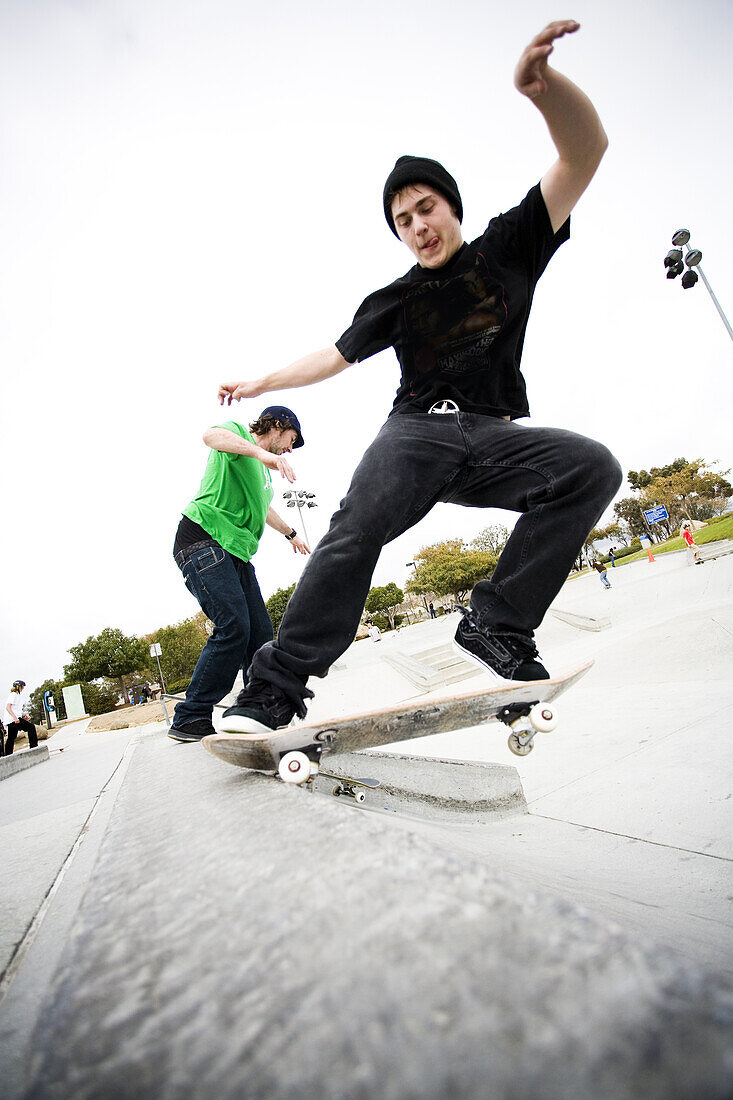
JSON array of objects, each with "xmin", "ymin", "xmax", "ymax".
[{"xmin": 401, "ymin": 264, "xmax": 507, "ymax": 381}]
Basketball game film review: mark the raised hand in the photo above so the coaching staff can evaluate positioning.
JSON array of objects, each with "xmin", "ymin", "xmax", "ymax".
[{"xmin": 514, "ymin": 20, "xmax": 580, "ymax": 99}]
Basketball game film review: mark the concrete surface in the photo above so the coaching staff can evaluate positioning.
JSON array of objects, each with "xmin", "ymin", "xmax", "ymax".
[
  {"xmin": 0, "ymin": 551, "xmax": 731, "ymax": 1097},
  {"xmin": 12, "ymin": 732, "xmax": 733, "ymax": 1099}
]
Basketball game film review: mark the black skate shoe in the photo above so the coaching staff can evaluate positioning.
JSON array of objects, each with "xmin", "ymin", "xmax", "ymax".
[
  {"xmin": 220, "ymin": 679, "xmax": 302, "ymax": 735},
  {"xmin": 453, "ymin": 607, "xmax": 549, "ymax": 683},
  {"xmin": 167, "ymin": 717, "xmax": 217, "ymax": 743}
]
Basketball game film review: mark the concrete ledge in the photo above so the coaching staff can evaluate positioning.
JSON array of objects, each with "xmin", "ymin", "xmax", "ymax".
[
  {"xmin": 699, "ymin": 538, "xmax": 733, "ymax": 561},
  {"xmin": 314, "ymin": 750, "xmax": 527, "ymax": 819},
  {"xmin": 20, "ymin": 732, "xmax": 733, "ymax": 1099},
  {"xmin": 0, "ymin": 745, "xmax": 49, "ymax": 781},
  {"xmin": 551, "ymin": 608, "xmax": 611, "ymax": 631}
]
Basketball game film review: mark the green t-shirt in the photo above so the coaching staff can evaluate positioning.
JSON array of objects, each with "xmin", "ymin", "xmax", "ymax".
[{"xmin": 183, "ymin": 422, "xmax": 274, "ymax": 562}]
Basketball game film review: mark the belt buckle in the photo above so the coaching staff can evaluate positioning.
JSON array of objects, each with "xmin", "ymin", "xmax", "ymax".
[{"xmin": 428, "ymin": 400, "xmax": 459, "ymax": 415}]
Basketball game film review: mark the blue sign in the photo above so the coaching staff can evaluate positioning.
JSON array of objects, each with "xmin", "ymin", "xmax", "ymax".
[{"xmin": 644, "ymin": 505, "xmax": 669, "ymax": 524}]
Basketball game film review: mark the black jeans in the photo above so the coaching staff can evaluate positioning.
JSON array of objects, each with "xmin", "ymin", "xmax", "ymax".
[
  {"xmin": 250, "ymin": 411, "xmax": 622, "ymax": 704},
  {"xmin": 174, "ymin": 543, "xmax": 273, "ymax": 725},
  {"xmin": 5, "ymin": 718, "xmax": 38, "ymax": 754}
]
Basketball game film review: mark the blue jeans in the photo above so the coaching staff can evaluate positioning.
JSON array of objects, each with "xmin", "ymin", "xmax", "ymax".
[
  {"xmin": 174, "ymin": 543, "xmax": 273, "ymax": 725},
  {"xmin": 249, "ymin": 412, "xmax": 622, "ymax": 705}
]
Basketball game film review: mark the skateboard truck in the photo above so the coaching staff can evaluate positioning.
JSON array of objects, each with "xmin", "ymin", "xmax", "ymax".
[
  {"xmin": 321, "ymin": 772, "xmax": 381, "ymax": 804},
  {"xmin": 276, "ymin": 749, "xmax": 381, "ymax": 804},
  {"xmin": 495, "ymin": 700, "xmax": 558, "ymax": 756}
]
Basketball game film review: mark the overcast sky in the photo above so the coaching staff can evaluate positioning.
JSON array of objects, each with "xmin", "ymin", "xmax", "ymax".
[{"xmin": 2, "ymin": 0, "xmax": 731, "ymax": 692}]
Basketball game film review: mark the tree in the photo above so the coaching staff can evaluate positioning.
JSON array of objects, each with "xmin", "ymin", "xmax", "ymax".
[
  {"xmin": 627, "ymin": 458, "xmax": 688, "ymax": 493},
  {"xmin": 82, "ymin": 680, "xmax": 123, "ymax": 716},
  {"xmin": 266, "ymin": 583, "xmax": 296, "ymax": 636},
  {"xmin": 602, "ymin": 521, "xmax": 627, "ymax": 547},
  {"xmin": 64, "ymin": 627, "xmax": 150, "ymax": 703},
  {"xmin": 28, "ymin": 679, "xmax": 68, "ymax": 725},
  {"xmin": 471, "ymin": 524, "xmax": 512, "ymax": 556},
  {"xmin": 146, "ymin": 612, "xmax": 212, "ymax": 688},
  {"xmin": 619, "ymin": 458, "xmax": 731, "ymax": 540},
  {"xmin": 365, "ymin": 582, "xmax": 405, "ymax": 631},
  {"xmin": 613, "ymin": 496, "xmax": 650, "ymax": 542},
  {"xmin": 405, "ymin": 540, "xmax": 497, "ymax": 605},
  {"xmin": 643, "ymin": 460, "xmax": 731, "ymax": 527}
]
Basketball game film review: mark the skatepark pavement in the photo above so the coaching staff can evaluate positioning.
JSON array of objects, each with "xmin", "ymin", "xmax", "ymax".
[{"xmin": 0, "ymin": 551, "xmax": 731, "ymax": 1096}]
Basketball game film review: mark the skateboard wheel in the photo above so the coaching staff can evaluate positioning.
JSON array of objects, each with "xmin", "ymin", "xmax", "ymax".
[
  {"xmin": 354, "ymin": 790, "xmax": 366, "ymax": 804},
  {"xmin": 278, "ymin": 751, "xmax": 314, "ymax": 784},
  {"xmin": 508, "ymin": 732, "xmax": 534, "ymax": 756},
  {"xmin": 332, "ymin": 785, "xmax": 342, "ymax": 797},
  {"xmin": 529, "ymin": 703, "xmax": 557, "ymax": 733}
]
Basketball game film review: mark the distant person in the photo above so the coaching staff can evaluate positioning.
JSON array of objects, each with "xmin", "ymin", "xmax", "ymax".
[
  {"xmin": 169, "ymin": 407, "xmax": 309, "ymax": 742},
  {"xmin": 608, "ymin": 546, "xmax": 617, "ymax": 567},
  {"xmin": 218, "ymin": 20, "xmax": 621, "ymax": 736},
  {"xmin": 681, "ymin": 521, "xmax": 702, "ymax": 565},
  {"xmin": 368, "ymin": 623, "xmax": 382, "ymax": 643},
  {"xmin": 591, "ymin": 560, "xmax": 612, "ymax": 589},
  {"xmin": 429, "ymin": 603, "xmax": 436, "ymax": 619},
  {"xmin": 4, "ymin": 680, "xmax": 39, "ymax": 755}
]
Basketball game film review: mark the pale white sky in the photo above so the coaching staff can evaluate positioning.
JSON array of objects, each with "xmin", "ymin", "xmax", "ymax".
[{"xmin": 2, "ymin": 0, "xmax": 731, "ymax": 692}]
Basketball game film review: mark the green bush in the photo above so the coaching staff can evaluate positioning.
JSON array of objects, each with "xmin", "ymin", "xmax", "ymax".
[
  {"xmin": 601, "ymin": 545, "xmax": 637, "ymax": 564},
  {"xmin": 367, "ymin": 613, "xmax": 404, "ymax": 633},
  {"xmin": 166, "ymin": 678, "xmax": 191, "ymax": 695},
  {"xmin": 82, "ymin": 680, "xmax": 122, "ymax": 716}
]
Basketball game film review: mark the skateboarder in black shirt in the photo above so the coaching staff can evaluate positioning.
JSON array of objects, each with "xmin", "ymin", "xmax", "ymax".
[{"xmin": 217, "ymin": 19, "xmax": 622, "ymax": 733}]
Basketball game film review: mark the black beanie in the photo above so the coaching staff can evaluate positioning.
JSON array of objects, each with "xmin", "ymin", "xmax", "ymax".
[{"xmin": 383, "ymin": 155, "xmax": 463, "ymax": 237}]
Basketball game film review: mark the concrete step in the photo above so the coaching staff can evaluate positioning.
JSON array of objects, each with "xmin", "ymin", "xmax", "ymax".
[{"xmin": 383, "ymin": 643, "xmax": 482, "ymax": 689}]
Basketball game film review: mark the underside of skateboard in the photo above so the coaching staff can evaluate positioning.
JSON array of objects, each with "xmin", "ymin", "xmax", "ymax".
[
  {"xmin": 273, "ymin": 695, "xmax": 559, "ymax": 788},
  {"xmin": 203, "ymin": 662, "xmax": 593, "ymax": 803}
]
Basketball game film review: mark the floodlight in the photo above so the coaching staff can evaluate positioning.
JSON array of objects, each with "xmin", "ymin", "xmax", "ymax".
[
  {"xmin": 681, "ymin": 270, "xmax": 699, "ymax": 289},
  {"xmin": 685, "ymin": 248, "xmax": 702, "ymax": 266},
  {"xmin": 672, "ymin": 229, "xmax": 690, "ymax": 246}
]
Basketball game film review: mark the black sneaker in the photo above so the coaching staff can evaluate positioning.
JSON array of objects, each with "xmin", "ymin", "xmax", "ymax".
[
  {"xmin": 220, "ymin": 679, "xmax": 300, "ymax": 735},
  {"xmin": 167, "ymin": 717, "xmax": 217, "ymax": 743},
  {"xmin": 453, "ymin": 607, "xmax": 550, "ymax": 682}
]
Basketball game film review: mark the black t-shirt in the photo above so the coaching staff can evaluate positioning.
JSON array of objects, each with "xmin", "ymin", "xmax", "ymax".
[
  {"xmin": 335, "ymin": 183, "xmax": 569, "ymax": 419},
  {"xmin": 173, "ymin": 514, "xmax": 216, "ymax": 557}
]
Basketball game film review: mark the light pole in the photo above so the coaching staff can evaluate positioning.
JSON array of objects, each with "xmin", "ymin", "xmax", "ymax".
[
  {"xmin": 663, "ymin": 229, "xmax": 733, "ymax": 343},
  {"xmin": 283, "ymin": 489, "xmax": 318, "ymax": 546}
]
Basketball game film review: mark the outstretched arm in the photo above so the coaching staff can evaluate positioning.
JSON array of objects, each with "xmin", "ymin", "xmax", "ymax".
[
  {"xmin": 514, "ymin": 20, "xmax": 608, "ymax": 233},
  {"xmin": 218, "ymin": 345, "xmax": 353, "ymax": 407}
]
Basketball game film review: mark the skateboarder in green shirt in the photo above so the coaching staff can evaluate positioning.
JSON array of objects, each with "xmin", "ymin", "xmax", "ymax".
[
  {"xmin": 168, "ymin": 406, "xmax": 309, "ymax": 742},
  {"xmin": 216, "ymin": 20, "xmax": 622, "ymax": 735}
]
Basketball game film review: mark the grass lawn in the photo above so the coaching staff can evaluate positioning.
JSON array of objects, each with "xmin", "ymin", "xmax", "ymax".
[{"xmin": 604, "ymin": 513, "xmax": 733, "ymax": 567}]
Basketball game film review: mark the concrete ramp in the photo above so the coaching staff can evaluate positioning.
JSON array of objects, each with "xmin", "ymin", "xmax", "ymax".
[{"xmin": 21, "ymin": 731, "xmax": 733, "ymax": 1099}]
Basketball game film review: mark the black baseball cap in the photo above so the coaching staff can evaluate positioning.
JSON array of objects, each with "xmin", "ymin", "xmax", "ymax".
[{"xmin": 259, "ymin": 405, "xmax": 304, "ymax": 448}]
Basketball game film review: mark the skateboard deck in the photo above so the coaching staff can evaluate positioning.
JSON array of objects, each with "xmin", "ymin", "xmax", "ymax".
[{"xmin": 202, "ymin": 660, "xmax": 593, "ymax": 785}]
